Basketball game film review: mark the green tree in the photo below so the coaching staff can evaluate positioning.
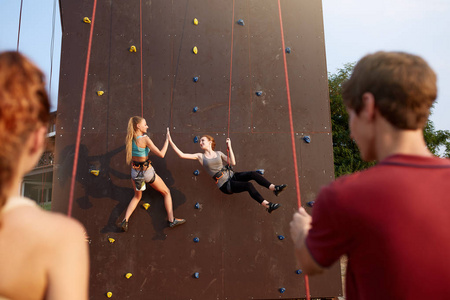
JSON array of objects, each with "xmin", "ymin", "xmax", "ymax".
[{"xmin": 329, "ymin": 64, "xmax": 450, "ymax": 178}]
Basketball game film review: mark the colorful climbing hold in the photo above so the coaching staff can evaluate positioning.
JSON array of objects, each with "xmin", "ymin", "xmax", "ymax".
[
  {"xmin": 279, "ymin": 288, "xmax": 286, "ymax": 294},
  {"xmin": 278, "ymin": 235, "xmax": 285, "ymax": 240},
  {"xmin": 108, "ymin": 238, "xmax": 115, "ymax": 244},
  {"xmin": 194, "ymin": 272, "xmax": 200, "ymax": 279},
  {"xmin": 296, "ymin": 269, "xmax": 303, "ymax": 275},
  {"xmin": 106, "ymin": 292, "xmax": 112, "ymax": 298},
  {"xmin": 90, "ymin": 169, "xmax": 100, "ymax": 176},
  {"xmin": 256, "ymin": 169, "xmax": 265, "ymax": 175},
  {"xmin": 303, "ymin": 136, "xmax": 311, "ymax": 143},
  {"xmin": 285, "ymin": 47, "xmax": 291, "ymax": 54},
  {"xmin": 193, "ymin": 106, "xmax": 199, "ymax": 113},
  {"xmin": 307, "ymin": 201, "xmax": 315, "ymax": 207},
  {"xmin": 193, "ymin": 46, "xmax": 198, "ymax": 54},
  {"xmin": 193, "ymin": 76, "xmax": 199, "ymax": 82},
  {"xmin": 125, "ymin": 273, "xmax": 132, "ymax": 279},
  {"xmin": 193, "ymin": 136, "xmax": 199, "ymax": 143},
  {"xmin": 142, "ymin": 203, "xmax": 150, "ymax": 210},
  {"xmin": 237, "ymin": 19, "xmax": 245, "ymax": 26},
  {"xmin": 256, "ymin": 91, "xmax": 262, "ymax": 96},
  {"xmin": 83, "ymin": 17, "xmax": 91, "ymax": 24},
  {"xmin": 193, "ymin": 170, "xmax": 200, "ymax": 176},
  {"xmin": 193, "ymin": 237, "xmax": 200, "ymax": 243},
  {"xmin": 193, "ymin": 18, "xmax": 199, "ymax": 25},
  {"xmin": 129, "ymin": 46, "xmax": 137, "ymax": 53},
  {"xmin": 97, "ymin": 91, "xmax": 104, "ymax": 96},
  {"xmin": 194, "ymin": 202, "xmax": 200, "ymax": 209}
]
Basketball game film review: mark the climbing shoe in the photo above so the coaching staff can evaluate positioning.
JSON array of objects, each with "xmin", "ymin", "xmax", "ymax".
[
  {"xmin": 119, "ymin": 220, "xmax": 128, "ymax": 232},
  {"xmin": 169, "ymin": 218, "xmax": 186, "ymax": 228},
  {"xmin": 273, "ymin": 184, "xmax": 287, "ymax": 196},
  {"xmin": 267, "ymin": 202, "xmax": 281, "ymax": 214}
]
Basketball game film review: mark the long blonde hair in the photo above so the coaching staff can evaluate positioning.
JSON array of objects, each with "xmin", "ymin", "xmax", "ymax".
[
  {"xmin": 0, "ymin": 52, "xmax": 50, "ymax": 212},
  {"xmin": 125, "ymin": 116, "xmax": 144, "ymax": 165}
]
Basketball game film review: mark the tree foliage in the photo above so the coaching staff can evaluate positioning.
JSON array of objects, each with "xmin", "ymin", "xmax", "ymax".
[{"xmin": 329, "ymin": 64, "xmax": 450, "ymax": 178}]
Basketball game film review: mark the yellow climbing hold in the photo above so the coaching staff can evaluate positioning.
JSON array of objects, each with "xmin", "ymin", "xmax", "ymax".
[
  {"xmin": 90, "ymin": 169, "xmax": 99, "ymax": 176},
  {"xmin": 193, "ymin": 18, "xmax": 199, "ymax": 25},
  {"xmin": 108, "ymin": 238, "xmax": 115, "ymax": 244},
  {"xmin": 129, "ymin": 46, "xmax": 137, "ymax": 52},
  {"xmin": 125, "ymin": 273, "xmax": 133, "ymax": 279},
  {"xmin": 193, "ymin": 46, "xmax": 198, "ymax": 54},
  {"xmin": 83, "ymin": 17, "xmax": 91, "ymax": 24},
  {"xmin": 106, "ymin": 292, "xmax": 112, "ymax": 298},
  {"xmin": 97, "ymin": 91, "xmax": 104, "ymax": 96},
  {"xmin": 142, "ymin": 203, "xmax": 150, "ymax": 210}
]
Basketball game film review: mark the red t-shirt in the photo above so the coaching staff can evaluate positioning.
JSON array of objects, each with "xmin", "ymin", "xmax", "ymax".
[{"xmin": 306, "ymin": 154, "xmax": 450, "ymax": 299}]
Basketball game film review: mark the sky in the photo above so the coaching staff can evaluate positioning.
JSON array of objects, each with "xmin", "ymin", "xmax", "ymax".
[{"xmin": 0, "ymin": 0, "xmax": 449, "ymax": 131}]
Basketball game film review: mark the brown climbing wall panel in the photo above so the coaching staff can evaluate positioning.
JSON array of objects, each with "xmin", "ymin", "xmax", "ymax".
[{"xmin": 54, "ymin": 0, "xmax": 342, "ymax": 299}]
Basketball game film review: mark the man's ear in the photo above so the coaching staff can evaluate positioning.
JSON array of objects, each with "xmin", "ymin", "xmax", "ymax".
[
  {"xmin": 361, "ymin": 92, "xmax": 376, "ymax": 121},
  {"xmin": 29, "ymin": 126, "xmax": 47, "ymax": 154}
]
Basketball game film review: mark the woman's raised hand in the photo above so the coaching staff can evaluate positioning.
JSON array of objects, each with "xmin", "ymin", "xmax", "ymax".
[
  {"xmin": 226, "ymin": 138, "xmax": 231, "ymax": 148},
  {"xmin": 166, "ymin": 127, "xmax": 171, "ymax": 141}
]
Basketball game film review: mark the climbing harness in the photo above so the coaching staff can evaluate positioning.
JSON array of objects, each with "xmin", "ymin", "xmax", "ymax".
[{"xmin": 132, "ymin": 159, "xmax": 154, "ymax": 191}]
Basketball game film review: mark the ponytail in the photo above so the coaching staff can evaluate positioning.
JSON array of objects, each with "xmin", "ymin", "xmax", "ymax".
[{"xmin": 125, "ymin": 116, "xmax": 143, "ymax": 165}]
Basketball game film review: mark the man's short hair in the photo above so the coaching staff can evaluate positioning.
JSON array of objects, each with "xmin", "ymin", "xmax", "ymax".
[{"xmin": 342, "ymin": 51, "xmax": 437, "ymax": 129}]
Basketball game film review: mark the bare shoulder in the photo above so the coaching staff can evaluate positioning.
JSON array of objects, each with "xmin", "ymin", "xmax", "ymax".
[{"xmin": 7, "ymin": 206, "xmax": 86, "ymax": 242}]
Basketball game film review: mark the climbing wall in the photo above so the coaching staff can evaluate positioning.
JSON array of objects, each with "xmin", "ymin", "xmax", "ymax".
[{"xmin": 53, "ymin": 0, "xmax": 342, "ymax": 299}]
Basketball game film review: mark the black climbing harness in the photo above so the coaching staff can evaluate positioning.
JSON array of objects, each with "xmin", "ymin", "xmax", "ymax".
[
  {"xmin": 213, "ymin": 164, "xmax": 234, "ymax": 194},
  {"xmin": 133, "ymin": 159, "xmax": 152, "ymax": 191}
]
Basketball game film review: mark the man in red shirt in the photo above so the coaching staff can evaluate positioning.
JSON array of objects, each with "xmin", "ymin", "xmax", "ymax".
[{"xmin": 290, "ymin": 51, "xmax": 450, "ymax": 299}]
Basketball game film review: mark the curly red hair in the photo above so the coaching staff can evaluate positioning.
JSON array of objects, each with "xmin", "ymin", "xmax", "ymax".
[{"xmin": 0, "ymin": 52, "xmax": 50, "ymax": 211}]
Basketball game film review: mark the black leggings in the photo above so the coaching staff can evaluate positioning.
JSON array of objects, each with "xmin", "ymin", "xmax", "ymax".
[{"xmin": 219, "ymin": 171, "xmax": 272, "ymax": 204}]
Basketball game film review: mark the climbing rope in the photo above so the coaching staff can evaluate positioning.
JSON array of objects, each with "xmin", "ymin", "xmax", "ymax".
[
  {"xmin": 226, "ymin": 0, "xmax": 236, "ymax": 167},
  {"xmin": 139, "ymin": 0, "xmax": 144, "ymax": 117},
  {"xmin": 17, "ymin": 0, "xmax": 24, "ymax": 51},
  {"xmin": 67, "ymin": 0, "xmax": 98, "ymax": 217},
  {"xmin": 277, "ymin": 0, "xmax": 311, "ymax": 298},
  {"xmin": 49, "ymin": 0, "xmax": 57, "ymax": 100}
]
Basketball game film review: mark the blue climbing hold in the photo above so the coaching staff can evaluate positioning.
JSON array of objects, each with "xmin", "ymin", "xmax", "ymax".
[
  {"xmin": 193, "ymin": 136, "xmax": 199, "ymax": 143},
  {"xmin": 285, "ymin": 47, "xmax": 291, "ymax": 54},
  {"xmin": 256, "ymin": 91, "xmax": 262, "ymax": 96},
  {"xmin": 194, "ymin": 202, "xmax": 200, "ymax": 209},
  {"xmin": 278, "ymin": 235, "xmax": 285, "ymax": 240},
  {"xmin": 193, "ymin": 76, "xmax": 199, "ymax": 82},
  {"xmin": 193, "ymin": 237, "xmax": 200, "ymax": 243},
  {"xmin": 194, "ymin": 272, "xmax": 200, "ymax": 279},
  {"xmin": 296, "ymin": 269, "xmax": 303, "ymax": 275},
  {"xmin": 303, "ymin": 136, "xmax": 311, "ymax": 143},
  {"xmin": 193, "ymin": 106, "xmax": 199, "ymax": 113},
  {"xmin": 237, "ymin": 19, "xmax": 244, "ymax": 26},
  {"xmin": 307, "ymin": 201, "xmax": 315, "ymax": 207},
  {"xmin": 256, "ymin": 169, "xmax": 265, "ymax": 175},
  {"xmin": 279, "ymin": 288, "xmax": 286, "ymax": 294},
  {"xmin": 193, "ymin": 169, "xmax": 200, "ymax": 176}
]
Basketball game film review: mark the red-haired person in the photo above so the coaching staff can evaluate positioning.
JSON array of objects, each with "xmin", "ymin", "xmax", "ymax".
[
  {"xmin": 290, "ymin": 51, "xmax": 450, "ymax": 299},
  {"xmin": 120, "ymin": 117, "xmax": 185, "ymax": 231},
  {"xmin": 0, "ymin": 52, "xmax": 88, "ymax": 299},
  {"xmin": 169, "ymin": 134, "xmax": 286, "ymax": 213}
]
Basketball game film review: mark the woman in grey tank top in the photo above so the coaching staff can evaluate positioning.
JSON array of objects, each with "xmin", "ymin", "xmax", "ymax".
[{"xmin": 168, "ymin": 133, "xmax": 286, "ymax": 213}]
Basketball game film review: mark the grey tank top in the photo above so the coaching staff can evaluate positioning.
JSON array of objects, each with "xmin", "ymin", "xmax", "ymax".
[{"xmin": 202, "ymin": 151, "xmax": 233, "ymax": 187}]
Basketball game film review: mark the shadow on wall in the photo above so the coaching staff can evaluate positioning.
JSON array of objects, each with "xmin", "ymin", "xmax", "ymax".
[{"xmin": 57, "ymin": 144, "xmax": 186, "ymax": 240}]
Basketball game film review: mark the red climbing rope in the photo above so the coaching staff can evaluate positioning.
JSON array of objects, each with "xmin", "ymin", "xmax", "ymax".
[
  {"xmin": 277, "ymin": 0, "xmax": 311, "ymax": 299},
  {"xmin": 226, "ymin": 0, "xmax": 236, "ymax": 166},
  {"xmin": 227, "ymin": 0, "xmax": 235, "ymax": 140},
  {"xmin": 67, "ymin": 0, "xmax": 98, "ymax": 217},
  {"xmin": 139, "ymin": 0, "xmax": 144, "ymax": 117}
]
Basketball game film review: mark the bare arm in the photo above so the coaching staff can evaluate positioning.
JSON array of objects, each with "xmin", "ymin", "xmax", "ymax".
[
  {"xmin": 168, "ymin": 130, "xmax": 202, "ymax": 161},
  {"xmin": 225, "ymin": 138, "xmax": 236, "ymax": 165},
  {"xmin": 290, "ymin": 208, "xmax": 324, "ymax": 275},
  {"xmin": 144, "ymin": 131, "xmax": 169, "ymax": 158},
  {"xmin": 47, "ymin": 218, "xmax": 89, "ymax": 300}
]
